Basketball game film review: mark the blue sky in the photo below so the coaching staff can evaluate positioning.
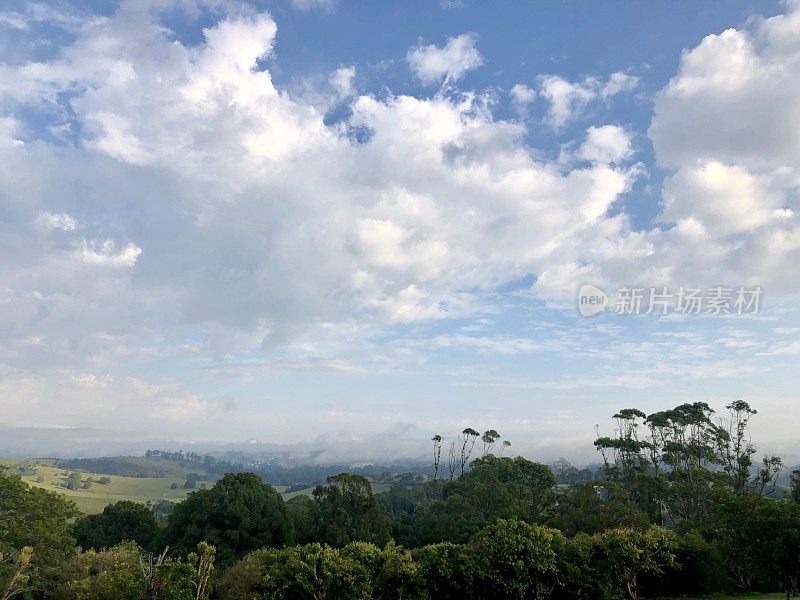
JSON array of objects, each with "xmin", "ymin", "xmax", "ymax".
[{"xmin": 0, "ymin": 0, "xmax": 799, "ymax": 463}]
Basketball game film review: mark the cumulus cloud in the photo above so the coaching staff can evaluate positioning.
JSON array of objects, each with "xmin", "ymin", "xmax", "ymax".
[
  {"xmin": 576, "ymin": 125, "xmax": 634, "ymax": 164},
  {"xmin": 1, "ymin": 0, "xmax": 799, "ymax": 442},
  {"xmin": 509, "ymin": 83, "xmax": 536, "ymax": 115},
  {"xmin": 538, "ymin": 71, "xmax": 639, "ymax": 128},
  {"xmin": 0, "ymin": 2, "xmax": 643, "ymax": 431},
  {"xmin": 407, "ymin": 33, "xmax": 483, "ymax": 85},
  {"xmin": 330, "ymin": 65, "xmax": 356, "ymax": 97},
  {"xmin": 643, "ymin": 2, "xmax": 800, "ymax": 293}
]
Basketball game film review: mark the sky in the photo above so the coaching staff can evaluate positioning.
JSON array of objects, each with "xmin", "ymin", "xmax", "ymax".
[{"xmin": 1, "ymin": 0, "xmax": 799, "ymax": 463}]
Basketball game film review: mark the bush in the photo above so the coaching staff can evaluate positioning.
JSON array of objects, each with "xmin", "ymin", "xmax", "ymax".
[
  {"xmin": 468, "ymin": 519, "xmax": 564, "ymax": 600},
  {"xmin": 413, "ymin": 542, "xmax": 472, "ymax": 599},
  {"xmin": 56, "ymin": 541, "xmax": 145, "ymax": 600},
  {"xmin": 73, "ymin": 500, "xmax": 161, "ymax": 553}
]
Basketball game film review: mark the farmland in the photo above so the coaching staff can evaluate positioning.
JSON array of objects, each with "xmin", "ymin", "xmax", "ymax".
[{"xmin": 4, "ymin": 458, "xmax": 198, "ymax": 514}]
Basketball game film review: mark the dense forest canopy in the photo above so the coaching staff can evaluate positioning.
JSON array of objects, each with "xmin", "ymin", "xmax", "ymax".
[{"xmin": 2, "ymin": 400, "xmax": 800, "ymax": 599}]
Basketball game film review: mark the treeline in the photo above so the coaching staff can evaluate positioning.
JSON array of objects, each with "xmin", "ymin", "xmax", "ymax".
[
  {"xmin": 2, "ymin": 399, "xmax": 800, "ymax": 599},
  {"xmin": 54, "ymin": 458, "xmax": 184, "ymax": 479},
  {"xmin": 59, "ymin": 451, "xmax": 431, "ymax": 489}
]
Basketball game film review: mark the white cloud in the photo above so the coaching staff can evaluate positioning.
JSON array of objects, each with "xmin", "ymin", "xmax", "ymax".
[
  {"xmin": 36, "ymin": 211, "xmax": 77, "ymax": 232},
  {"xmin": 80, "ymin": 240, "xmax": 142, "ymax": 268},
  {"xmin": 1, "ymin": 0, "xmax": 799, "ymax": 443},
  {"xmin": 538, "ymin": 71, "xmax": 639, "ymax": 128},
  {"xmin": 510, "ymin": 83, "xmax": 535, "ymax": 105},
  {"xmin": 576, "ymin": 125, "xmax": 634, "ymax": 164},
  {"xmin": 509, "ymin": 83, "xmax": 536, "ymax": 116},
  {"xmin": 407, "ymin": 33, "xmax": 483, "ymax": 85},
  {"xmin": 290, "ymin": 0, "xmax": 336, "ymax": 13},
  {"xmin": 330, "ymin": 65, "xmax": 356, "ymax": 97},
  {"xmin": 539, "ymin": 75, "xmax": 595, "ymax": 128},
  {"xmin": 601, "ymin": 72, "xmax": 639, "ymax": 99},
  {"xmin": 0, "ymin": 3, "xmax": 640, "ymax": 431},
  {"xmin": 86, "ymin": 112, "xmax": 153, "ymax": 165},
  {"xmin": 642, "ymin": 1, "xmax": 800, "ymax": 294}
]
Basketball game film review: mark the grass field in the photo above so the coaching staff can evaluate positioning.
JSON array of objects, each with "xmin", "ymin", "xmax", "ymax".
[
  {"xmin": 13, "ymin": 462, "xmax": 195, "ymax": 514},
  {"xmin": 3, "ymin": 458, "xmax": 317, "ymax": 513}
]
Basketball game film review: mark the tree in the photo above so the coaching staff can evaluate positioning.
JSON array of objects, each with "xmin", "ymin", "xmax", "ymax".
[
  {"xmin": 218, "ymin": 544, "xmax": 371, "ymax": 600},
  {"xmin": 546, "ymin": 482, "xmax": 649, "ymax": 536},
  {"xmin": 594, "ymin": 527, "xmax": 677, "ymax": 600},
  {"xmin": 340, "ymin": 541, "xmax": 422, "ymax": 599},
  {"xmin": 595, "ymin": 401, "xmax": 781, "ymax": 527},
  {"xmin": 73, "ymin": 500, "xmax": 161, "ymax": 553},
  {"xmin": 413, "ymin": 542, "xmax": 472, "ymax": 599},
  {"xmin": 431, "ymin": 435, "xmax": 442, "ymax": 481},
  {"xmin": 481, "ymin": 430, "xmax": 500, "ymax": 457},
  {"xmin": 165, "ymin": 473, "xmax": 291, "ymax": 566},
  {"xmin": 307, "ymin": 474, "xmax": 391, "ymax": 547},
  {"xmin": 469, "ymin": 519, "xmax": 564, "ymax": 599},
  {"xmin": 415, "ymin": 455, "xmax": 556, "ymax": 544},
  {"xmin": 447, "ymin": 441, "xmax": 458, "ymax": 481},
  {"xmin": 0, "ymin": 468, "xmax": 77, "ymax": 596},
  {"xmin": 458, "ymin": 428, "xmax": 480, "ymax": 476},
  {"xmin": 56, "ymin": 541, "xmax": 145, "ymax": 600},
  {"xmin": 708, "ymin": 494, "xmax": 800, "ymax": 595},
  {"xmin": 551, "ymin": 458, "xmax": 578, "ymax": 483},
  {"xmin": 789, "ymin": 469, "xmax": 800, "ymax": 502},
  {"xmin": 0, "ymin": 546, "xmax": 32, "ymax": 600},
  {"xmin": 716, "ymin": 400, "xmax": 783, "ymax": 496}
]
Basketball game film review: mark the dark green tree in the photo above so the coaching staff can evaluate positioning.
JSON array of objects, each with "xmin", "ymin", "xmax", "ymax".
[
  {"xmin": 164, "ymin": 472, "xmax": 291, "ymax": 566},
  {"xmin": 546, "ymin": 482, "xmax": 649, "ymax": 536},
  {"xmin": 0, "ymin": 468, "xmax": 78, "ymax": 596},
  {"xmin": 708, "ymin": 494, "xmax": 800, "ymax": 595},
  {"xmin": 307, "ymin": 474, "xmax": 391, "ymax": 547},
  {"xmin": 73, "ymin": 500, "xmax": 161, "ymax": 553},
  {"xmin": 414, "ymin": 455, "xmax": 556, "ymax": 544},
  {"xmin": 790, "ymin": 469, "xmax": 800, "ymax": 502},
  {"xmin": 469, "ymin": 519, "xmax": 564, "ymax": 600},
  {"xmin": 592, "ymin": 526, "xmax": 677, "ymax": 600}
]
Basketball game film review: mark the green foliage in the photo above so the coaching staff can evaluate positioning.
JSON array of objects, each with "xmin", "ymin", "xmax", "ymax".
[
  {"xmin": 412, "ymin": 542, "xmax": 472, "ymax": 599},
  {"xmin": 657, "ymin": 528, "xmax": 726, "ymax": 597},
  {"xmin": 57, "ymin": 541, "xmax": 145, "ymax": 600},
  {"xmin": 546, "ymin": 482, "xmax": 649, "ymax": 536},
  {"xmin": 304, "ymin": 474, "xmax": 391, "ymax": 547},
  {"xmin": 0, "ymin": 468, "xmax": 78, "ymax": 596},
  {"xmin": 595, "ymin": 400, "xmax": 783, "ymax": 527},
  {"xmin": 708, "ymin": 494, "xmax": 800, "ymax": 594},
  {"xmin": 592, "ymin": 526, "xmax": 677, "ymax": 600},
  {"xmin": 0, "ymin": 546, "xmax": 33, "ymax": 600},
  {"xmin": 468, "ymin": 519, "xmax": 564, "ymax": 599},
  {"xmin": 165, "ymin": 472, "xmax": 291, "ymax": 567},
  {"xmin": 48, "ymin": 540, "xmax": 214, "ymax": 600},
  {"xmin": 413, "ymin": 455, "xmax": 556, "ymax": 544},
  {"xmin": 341, "ymin": 541, "xmax": 421, "ymax": 599},
  {"xmin": 789, "ymin": 469, "xmax": 800, "ymax": 502},
  {"xmin": 73, "ymin": 501, "xmax": 161, "ymax": 553},
  {"xmin": 552, "ymin": 533, "xmax": 615, "ymax": 600},
  {"xmin": 219, "ymin": 543, "xmax": 370, "ymax": 600},
  {"xmin": 377, "ymin": 481, "xmax": 443, "ymax": 547}
]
